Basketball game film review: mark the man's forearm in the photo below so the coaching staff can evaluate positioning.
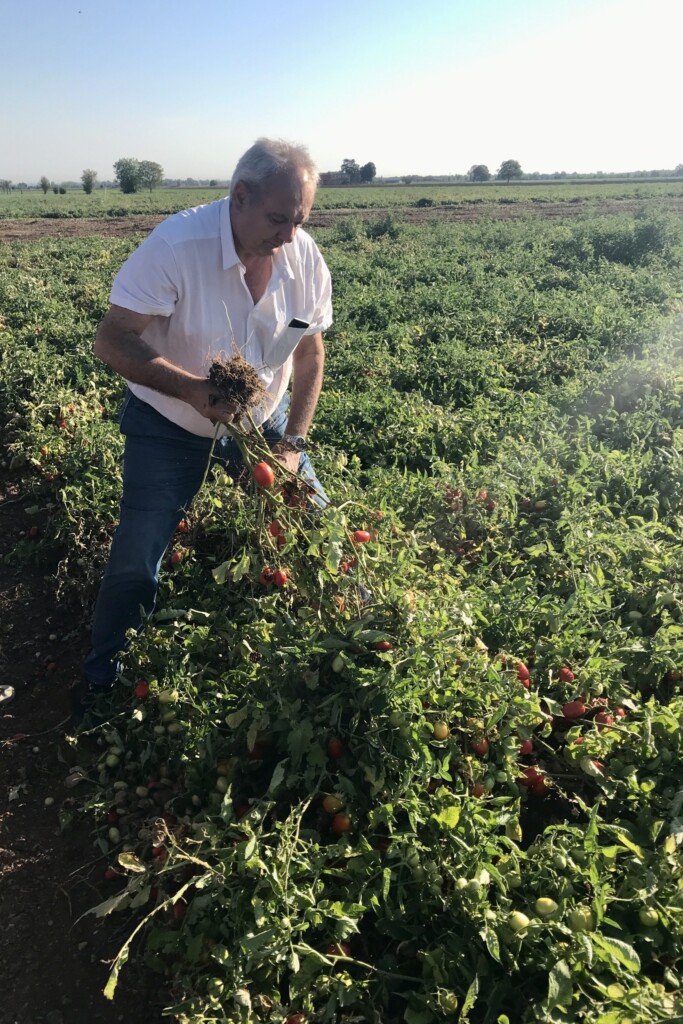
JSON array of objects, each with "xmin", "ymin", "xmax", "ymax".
[
  {"xmin": 285, "ymin": 335, "xmax": 325, "ymax": 437},
  {"xmin": 95, "ymin": 327, "xmax": 201, "ymax": 402}
]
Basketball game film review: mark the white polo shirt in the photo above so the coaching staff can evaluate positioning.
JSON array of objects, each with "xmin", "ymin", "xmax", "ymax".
[{"xmin": 109, "ymin": 197, "xmax": 333, "ymax": 437}]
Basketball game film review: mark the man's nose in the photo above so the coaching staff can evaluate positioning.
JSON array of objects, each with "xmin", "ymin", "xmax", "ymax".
[{"xmin": 278, "ymin": 222, "xmax": 297, "ymax": 243}]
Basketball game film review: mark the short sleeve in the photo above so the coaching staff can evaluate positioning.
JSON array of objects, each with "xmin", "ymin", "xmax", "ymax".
[
  {"xmin": 305, "ymin": 248, "xmax": 333, "ymax": 335},
  {"xmin": 109, "ymin": 231, "xmax": 180, "ymax": 317}
]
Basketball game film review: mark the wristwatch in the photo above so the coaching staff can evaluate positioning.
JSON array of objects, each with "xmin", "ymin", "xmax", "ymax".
[{"xmin": 278, "ymin": 433, "xmax": 307, "ymax": 453}]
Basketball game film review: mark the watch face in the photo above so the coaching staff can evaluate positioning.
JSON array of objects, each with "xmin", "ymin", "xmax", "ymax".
[{"xmin": 283, "ymin": 434, "xmax": 306, "ymax": 452}]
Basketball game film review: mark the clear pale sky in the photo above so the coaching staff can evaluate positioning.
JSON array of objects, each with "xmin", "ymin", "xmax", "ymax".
[{"xmin": 2, "ymin": 0, "xmax": 680, "ymax": 182}]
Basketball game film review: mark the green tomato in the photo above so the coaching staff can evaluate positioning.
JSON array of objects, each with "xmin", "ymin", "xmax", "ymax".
[
  {"xmin": 508, "ymin": 911, "xmax": 530, "ymax": 934},
  {"xmin": 535, "ymin": 897, "xmax": 559, "ymax": 917},
  {"xmin": 639, "ymin": 907, "xmax": 659, "ymax": 927},
  {"xmin": 552, "ymin": 853, "xmax": 568, "ymax": 871},
  {"xmin": 438, "ymin": 992, "xmax": 459, "ymax": 1013},
  {"xmin": 568, "ymin": 906, "xmax": 595, "ymax": 932}
]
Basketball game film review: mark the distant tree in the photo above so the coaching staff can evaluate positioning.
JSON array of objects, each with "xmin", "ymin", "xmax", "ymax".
[
  {"xmin": 114, "ymin": 157, "xmax": 140, "ymax": 194},
  {"xmin": 0, "ymin": 180, "xmax": 12, "ymax": 193},
  {"xmin": 17, "ymin": 182, "xmax": 27, "ymax": 192},
  {"xmin": 341, "ymin": 158, "xmax": 360, "ymax": 184},
  {"xmin": 675, "ymin": 164, "xmax": 683, "ymax": 176},
  {"xmin": 209, "ymin": 179, "xmax": 217, "ymax": 187},
  {"xmin": 81, "ymin": 168, "xmax": 98, "ymax": 194},
  {"xmin": 497, "ymin": 159, "xmax": 523, "ymax": 182},
  {"xmin": 402, "ymin": 175, "xmax": 414, "ymax": 184},
  {"xmin": 469, "ymin": 164, "xmax": 490, "ymax": 182},
  {"xmin": 360, "ymin": 161, "xmax": 376, "ymax": 183},
  {"xmin": 138, "ymin": 160, "xmax": 164, "ymax": 192},
  {"xmin": 39, "ymin": 176, "xmax": 51, "ymax": 194}
]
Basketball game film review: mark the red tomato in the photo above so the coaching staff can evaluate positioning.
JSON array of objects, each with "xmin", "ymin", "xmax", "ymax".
[
  {"xmin": 591, "ymin": 760, "xmax": 605, "ymax": 773},
  {"xmin": 247, "ymin": 742, "xmax": 268, "ymax": 761},
  {"xmin": 134, "ymin": 680, "xmax": 149, "ymax": 699},
  {"xmin": 516, "ymin": 662, "xmax": 530, "ymax": 679},
  {"xmin": 374, "ymin": 640, "xmax": 393, "ymax": 652},
  {"xmin": 177, "ymin": 518, "xmax": 191, "ymax": 534},
  {"xmin": 519, "ymin": 739, "xmax": 534, "ymax": 756},
  {"xmin": 574, "ymin": 735, "xmax": 585, "ymax": 745},
  {"xmin": 595, "ymin": 710, "xmax": 613, "ymax": 729},
  {"xmin": 29, "ymin": 526, "xmax": 39, "ymax": 539},
  {"xmin": 151, "ymin": 845, "xmax": 168, "ymax": 862},
  {"xmin": 477, "ymin": 489, "xmax": 488, "ymax": 501},
  {"xmin": 104, "ymin": 866, "xmax": 121, "ymax": 880},
  {"xmin": 340, "ymin": 561, "xmax": 350, "ymax": 574},
  {"xmin": 520, "ymin": 765, "xmax": 543, "ymax": 787},
  {"xmin": 353, "ymin": 530, "xmax": 371, "ymax": 544},
  {"xmin": 614, "ymin": 707, "xmax": 626, "ymax": 718},
  {"xmin": 172, "ymin": 900, "xmax": 186, "ymax": 921},
  {"xmin": 559, "ymin": 667, "xmax": 575, "ymax": 683},
  {"xmin": 273, "ymin": 569, "xmax": 288, "ymax": 587},
  {"xmin": 58, "ymin": 419, "xmax": 67, "ymax": 430},
  {"xmin": 268, "ymin": 520, "xmax": 283, "ymax": 538},
  {"xmin": 471, "ymin": 781, "xmax": 486, "ymax": 798},
  {"xmin": 562, "ymin": 700, "xmax": 586, "ymax": 719},
  {"xmin": 327, "ymin": 737, "xmax": 345, "ymax": 759},
  {"xmin": 286, "ymin": 1016, "xmax": 306, "ymax": 1024},
  {"xmin": 170, "ymin": 550, "xmax": 184, "ymax": 566},
  {"xmin": 530, "ymin": 776, "xmax": 550, "ymax": 797},
  {"xmin": 668, "ymin": 669, "xmax": 681, "ymax": 682},
  {"xmin": 259, "ymin": 567, "xmax": 275, "ymax": 585},
  {"xmin": 470, "ymin": 736, "xmax": 489, "ymax": 757},
  {"xmin": 331, "ymin": 813, "xmax": 351, "ymax": 835},
  {"xmin": 253, "ymin": 461, "xmax": 275, "ymax": 488}
]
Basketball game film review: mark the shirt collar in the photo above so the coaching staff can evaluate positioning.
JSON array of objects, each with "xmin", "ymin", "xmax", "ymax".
[{"xmin": 220, "ymin": 198, "xmax": 296, "ymax": 283}]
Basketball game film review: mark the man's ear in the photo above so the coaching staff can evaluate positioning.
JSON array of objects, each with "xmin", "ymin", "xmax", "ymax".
[{"xmin": 232, "ymin": 181, "xmax": 248, "ymax": 209}]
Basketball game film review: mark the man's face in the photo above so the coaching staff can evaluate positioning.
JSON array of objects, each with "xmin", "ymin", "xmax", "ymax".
[{"xmin": 231, "ymin": 172, "xmax": 316, "ymax": 259}]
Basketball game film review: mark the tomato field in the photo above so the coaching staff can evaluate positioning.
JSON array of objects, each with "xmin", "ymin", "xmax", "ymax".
[{"xmin": 1, "ymin": 199, "xmax": 683, "ymax": 1023}]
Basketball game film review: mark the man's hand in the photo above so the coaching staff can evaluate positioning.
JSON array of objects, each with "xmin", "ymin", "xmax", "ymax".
[
  {"xmin": 185, "ymin": 379, "xmax": 240, "ymax": 425},
  {"xmin": 271, "ymin": 443, "xmax": 301, "ymax": 476}
]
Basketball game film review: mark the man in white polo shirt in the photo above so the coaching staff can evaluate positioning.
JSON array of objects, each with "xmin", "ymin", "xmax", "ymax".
[{"xmin": 79, "ymin": 138, "xmax": 332, "ymax": 703}]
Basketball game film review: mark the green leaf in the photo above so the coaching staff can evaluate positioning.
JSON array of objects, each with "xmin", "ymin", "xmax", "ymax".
[
  {"xmin": 545, "ymin": 959, "xmax": 572, "ymax": 1010},
  {"xmin": 212, "ymin": 560, "xmax": 231, "ymax": 585},
  {"xmin": 117, "ymin": 851, "xmax": 146, "ymax": 873},
  {"xmin": 592, "ymin": 934, "xmax": 641, "ymax": 973},
  {"xmin": 460, "ymin": 974, "xmax": 480, "ymax": 1020},
  {"xmin": 432, "ymin": 805, "xmax": 460, "ymax": 829},
  {"xmin": 231, "ymin": 550, "xmax": 251, "ymax": 583},
  {"xmin": 267, "ymin": 759, "xmax": 288, "ymax": 794}
]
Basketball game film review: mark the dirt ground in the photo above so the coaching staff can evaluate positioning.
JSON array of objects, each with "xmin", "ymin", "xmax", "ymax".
[
  {"xmin": 0, "ymin": 480, "xmax": 163, "ymax": 1024},
  {"xmin": 1, "ymin": 195, "xmax": 683, "ymax": 243}
]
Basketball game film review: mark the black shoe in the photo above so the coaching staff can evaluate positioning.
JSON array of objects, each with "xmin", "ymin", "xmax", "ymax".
[{"xmin": 69, "ymin": 677, "xmax": 115, "ymax": 723}]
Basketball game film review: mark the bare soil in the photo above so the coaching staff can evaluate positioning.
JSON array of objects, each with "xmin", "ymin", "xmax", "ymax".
[
  {"xmin": 1, "ymin": 195, "xmax": 683, "ymax": 243},
  {"xmin": 0, "ymin": 480, "xmax": 163, "ymax": 1024}
]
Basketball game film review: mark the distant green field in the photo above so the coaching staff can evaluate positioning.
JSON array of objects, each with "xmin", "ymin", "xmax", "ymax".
[{"xmin": 1, "ymin": 181, "xmax": 682, "ymax": 220}]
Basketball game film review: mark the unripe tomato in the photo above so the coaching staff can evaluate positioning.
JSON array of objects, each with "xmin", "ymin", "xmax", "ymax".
[
  {"xmin": 253, "ymin": 461, "xmax": 275, "ymax": 488},
  {"xmin": 568, "ymin": 906, "xmax": 595, "ymax": 932},
  {"xmin": 535, "ymin": 897, "xmax": 559, "ymax": 917},
  {"xmin": 438, "ymin": 992, "xmax": 459, "ymax": 1013},
  {"xmin": 322, "ymin": 794, "xmax": 344, "ymax": 813},
  {"xmin": 559, "ymin": 667, "xmax": 575, "ymax": 683},
  {"xmin": 352, "ymin": 530, "xmax": 371, "ymax": 544},
  {"xmin": 331, "ymin": 813, "xmax": 351, "ymax": 834},
  {"xmin": 639, "ymin": 907, "xmax": 659, "ymax": 927},
  {"xmin": 508, "ymin": 911, "xmax": 530, "ymax": 934},
  {"xmin": 432, "ymin": 721, "xmax": 450, "ymax": 741},
  {"xmin": 562, "ymin": 700, "xmax": 586, "ymax": 719}
]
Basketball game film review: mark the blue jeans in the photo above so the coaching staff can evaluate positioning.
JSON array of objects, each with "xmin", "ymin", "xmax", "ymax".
[{"xmin": 83, "ymin": 390, "xmax": 328, "ymax": 688}]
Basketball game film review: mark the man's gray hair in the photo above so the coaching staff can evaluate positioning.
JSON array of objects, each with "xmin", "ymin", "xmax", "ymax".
[{"xmin": 230, "ymin": 138, "xmax": 318, "ymax": 197}]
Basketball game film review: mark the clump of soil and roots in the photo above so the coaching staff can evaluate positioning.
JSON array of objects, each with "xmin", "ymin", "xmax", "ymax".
[{"xmin": 208, "ymin": 354, "xmax": 268, "ymax": 414}]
